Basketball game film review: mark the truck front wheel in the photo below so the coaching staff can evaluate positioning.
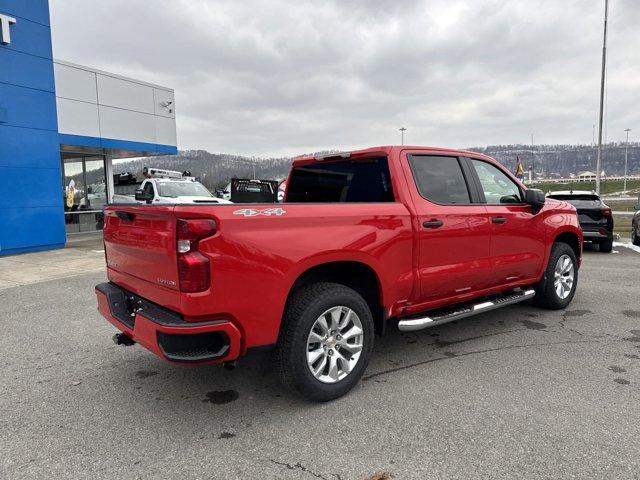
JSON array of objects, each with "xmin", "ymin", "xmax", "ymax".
[
  {"xmin": 533, "ymin": 242, "xmax": 578, "ymax": 310},
  {"xmin": 274, "ymin": 282, "xmax": 374, "ymax": 401}
]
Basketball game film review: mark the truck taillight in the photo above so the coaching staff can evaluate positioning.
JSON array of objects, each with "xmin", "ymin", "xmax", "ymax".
[
  {"xmin": 601, "ymin": 208, "xmax": 612, "ymax": 217},
  {"xmin": 176, "ymin": 219, "xmax": 216, "ymax": 293}
]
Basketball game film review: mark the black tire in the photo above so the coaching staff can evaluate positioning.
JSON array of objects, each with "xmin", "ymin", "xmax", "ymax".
[
  {"xmin": 534, "ymin": 242, "xmax": 578, "ymax": 310},
  {"xmin": 274, "ymin": 282, "xmax": 374, "ymax": 402},
  {"xmin": 633, "ymin": 223, "xmax": 640, "ymax": 246},
  {"xmin": 599, "ymin": 238, "xmax": 613, "ymax": 253}
]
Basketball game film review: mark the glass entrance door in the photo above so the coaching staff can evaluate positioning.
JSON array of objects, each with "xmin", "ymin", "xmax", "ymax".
[
  {"xmin": 84, "ymin": 157, "xmax": 107, "ymax": 211},
  {"xmin": 61, "ymin": 155, "xmax": 107, "ymax": 234}
]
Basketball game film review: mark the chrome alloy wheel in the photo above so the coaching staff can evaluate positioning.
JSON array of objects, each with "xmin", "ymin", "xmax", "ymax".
[
  {"xmin": 306, "ymin": 306, "xmax": 364, "ymax": 384},
  {"xmin": 553, "ymin": 254, "xmax": 575, "ymax": 299}
]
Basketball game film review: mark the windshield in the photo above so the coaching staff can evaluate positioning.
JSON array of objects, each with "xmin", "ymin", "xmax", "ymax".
[{"xmin": 157, "ymin": 181, "xmax": 212, "ymax": 198}]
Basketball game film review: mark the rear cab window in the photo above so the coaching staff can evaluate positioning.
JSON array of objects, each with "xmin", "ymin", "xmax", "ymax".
[
  {"xmin": 547, "ymin": 194, "xmax": 602, "ymax": 209},
  {"xmin": 286, "ymin": 157, "xmax": 394, "ymax": 203}
]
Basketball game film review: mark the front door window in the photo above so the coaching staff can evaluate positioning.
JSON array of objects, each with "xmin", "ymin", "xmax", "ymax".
[{"xmin": 470, "ymin": 160, "xmax": 523, "ymax": 205}]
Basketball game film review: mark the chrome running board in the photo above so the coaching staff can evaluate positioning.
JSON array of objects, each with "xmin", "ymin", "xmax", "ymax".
[{"xmin": 398, "ymin": 289, "xmax": 536, "ymax": 332}]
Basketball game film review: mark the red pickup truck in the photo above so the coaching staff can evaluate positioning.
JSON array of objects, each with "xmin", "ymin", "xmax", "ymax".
[{"xmin": 96, "ymin": 146, "xmax": 582, "ymax": 401}]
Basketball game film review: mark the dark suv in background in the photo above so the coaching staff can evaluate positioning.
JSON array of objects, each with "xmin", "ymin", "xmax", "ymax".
[
  {"xmin": 547, "ymin": 191, "xmax": 614, "ymax": 252},
  {"xmin": 632, "ymin": 201, "xmax": 640, "ymax": 246}
]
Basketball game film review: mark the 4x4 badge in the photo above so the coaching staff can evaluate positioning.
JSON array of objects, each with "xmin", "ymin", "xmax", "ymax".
[{"xmin": 233, "ymin": 208, "xmax": 286, "ymax": 217}]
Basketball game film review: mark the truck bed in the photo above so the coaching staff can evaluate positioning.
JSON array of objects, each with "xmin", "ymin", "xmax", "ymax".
[{"xmin": 103, "ymin": 202, "xmax": 414, "ymax": 348}]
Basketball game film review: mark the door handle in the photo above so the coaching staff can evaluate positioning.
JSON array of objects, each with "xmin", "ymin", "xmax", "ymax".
[
  {"xmin": 492, "ymin": 216, "xmax": 507, "ymax": 224},
  {"xmin": 423, "ymin": 219, "xmax": 444, "ymax": 229}
]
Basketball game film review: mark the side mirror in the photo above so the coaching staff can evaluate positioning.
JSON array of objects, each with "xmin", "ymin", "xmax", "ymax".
[
  {"xmin": 524, "ymin": 188, "xmax": 545, "ymax": 212},
  {"xmin": 635, "ymin": 203, "xmax": 640, "ymax": 211},
  {"xmin": 135, "ymin": 189, "xmax": 152, "ymax": 202}
]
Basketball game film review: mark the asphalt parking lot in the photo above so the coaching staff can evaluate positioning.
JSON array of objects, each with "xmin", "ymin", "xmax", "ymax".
[{"xmin": 2, "ymin": 245, "xmax": 639, "ymax": 479}]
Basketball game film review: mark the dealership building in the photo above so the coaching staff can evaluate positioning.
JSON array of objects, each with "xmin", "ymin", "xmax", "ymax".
[{"xmin": 0, "ymin": 0, "xmax": 177, "ymax": 256}]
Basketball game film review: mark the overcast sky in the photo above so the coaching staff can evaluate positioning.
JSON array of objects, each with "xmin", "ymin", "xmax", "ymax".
[{"xmin": 50, "ymin": 0, "xmax": 639, "ymax": 157}]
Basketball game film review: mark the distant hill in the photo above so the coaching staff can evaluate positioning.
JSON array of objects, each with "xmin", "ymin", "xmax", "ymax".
[
  {"xmin": 114, "ymin": 150, "xmax": 293, "ymax": 190},
  {"xmin": 114, "ymin": 143, "xmax": 640, "ymax": 189},
  {"xmin": 470, "ymin": 143, "xmax": 640, "ymax": 179}
]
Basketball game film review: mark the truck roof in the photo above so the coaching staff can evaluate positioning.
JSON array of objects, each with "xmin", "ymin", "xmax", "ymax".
[
  {"xmin": 148, "ymin": 177, "xmax": 196, "ymax": 183},
  {"xmin": 291, "ymin": 145, "xmax": 494, "ymax": 167}
]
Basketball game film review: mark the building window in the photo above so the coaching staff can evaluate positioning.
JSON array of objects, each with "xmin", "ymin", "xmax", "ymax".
[{"xmin": 61, "ymin": 155, "xmax": 107, "ymax": 233}]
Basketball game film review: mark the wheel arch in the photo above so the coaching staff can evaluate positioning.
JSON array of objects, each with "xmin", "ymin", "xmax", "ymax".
[
  {"xmin": 552, "ymin": 230, "xmax": 582, "ymax": 262},
  {"xmin": 285, "ymin": 260, "xmax": 386, "ymax": 335}
]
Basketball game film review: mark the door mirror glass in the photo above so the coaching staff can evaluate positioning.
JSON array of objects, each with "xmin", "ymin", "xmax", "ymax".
[
  {"xmin": 524, "ymin": 188, "xmax": 545, "ymax": 210},
  {"xmin": 634, "ymin": 203, "xmax": 640, "ymax": 211},
  {"xmin": 135, "ymin": 189, "xmax": 151, "ymax": 201},
  {"xmin": 135, "ymin": 183, "xmax": 155, "ymax": 202}
]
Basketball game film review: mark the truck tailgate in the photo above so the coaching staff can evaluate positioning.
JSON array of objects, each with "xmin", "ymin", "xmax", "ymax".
[{"xmin": 103, "ymin": 205, "xmax": 179, "ymax": 290}]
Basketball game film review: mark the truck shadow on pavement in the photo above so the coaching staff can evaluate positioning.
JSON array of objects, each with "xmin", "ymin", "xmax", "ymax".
[
  {"xmin": 101, "ymin": 298, "xmax": 609, "ymax": 411},
  {"xmin": 90, "ymin": 276, "xmax": 640, "ymax": 476},
  {"xmin": 97, "ymin": 248, "xmax": 639, "ymax": 418}
]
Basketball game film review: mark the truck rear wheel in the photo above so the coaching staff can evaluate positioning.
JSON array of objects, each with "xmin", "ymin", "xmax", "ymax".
[
  {"xmin": 274, "ymin": 282, "xmax": 374, "ymax": 401},
  {"xmin": 533, "ymin": 242, "xmax": 578, "ymax": 310}
]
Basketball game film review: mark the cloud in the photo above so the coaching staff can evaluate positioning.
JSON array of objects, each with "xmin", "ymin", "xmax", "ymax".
[{"xmin": 50, "ymin": 0, "xmax": 640, "ymax": 157}]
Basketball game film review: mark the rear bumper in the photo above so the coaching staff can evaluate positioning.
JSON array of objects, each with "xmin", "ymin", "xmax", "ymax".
[
  {"xmin": 95, "ymin": 282, "xmax": 242, "ymax": 364},
  {"xmin": 582, "ymin": 229, "xmax": 613, "ymax": 242}
]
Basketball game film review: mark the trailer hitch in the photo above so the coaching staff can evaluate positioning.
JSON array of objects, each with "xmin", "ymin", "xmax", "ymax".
[{"xmin": 112, "ymin": 332, "xmax": 136, "ymax": 346}]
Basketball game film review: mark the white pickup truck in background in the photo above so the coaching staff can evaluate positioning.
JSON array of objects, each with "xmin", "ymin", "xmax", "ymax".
[{"xmin": 112, "ymin": 168, "xmax": 232, "ymax": 205}]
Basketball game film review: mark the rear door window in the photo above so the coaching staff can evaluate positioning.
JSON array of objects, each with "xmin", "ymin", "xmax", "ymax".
[
  {"xmin": 408, "ymin": 155, "xmax": 471, "ymax": 204},
  {"xmin": 286, "ymin": 157, "xmax": 394, "ymax": 203}
]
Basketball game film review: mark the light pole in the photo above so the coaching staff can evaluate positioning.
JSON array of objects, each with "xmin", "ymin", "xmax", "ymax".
[
  {"xmin": 531, "ymin": 133, "xmax": 535, "ymax": 185},
  {"xmin": 399, "ymin": 127, "xmax": 406, "ymax": 145},
  {"xmin": 595, "ymin": 0, "xmax": 609, "ymax": 195},
  {"xmin": 624, "ymin": 128, "xmax": 631, "ymax": 193}
]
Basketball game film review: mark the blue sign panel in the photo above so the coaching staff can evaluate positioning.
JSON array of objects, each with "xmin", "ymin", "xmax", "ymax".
[{"xmin": 0, "ymin": 0, "xmax": 65, "ymax": 255}]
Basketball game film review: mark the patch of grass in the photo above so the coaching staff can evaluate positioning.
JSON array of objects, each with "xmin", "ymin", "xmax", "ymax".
[
  {"xmin": 606, "ymin": 199, "xmax": 638, "ymax": 212},
  {"xmin": 614, "ymin": 214, "xmax": 633, "ymax": 234},
  {"xmin": 532, "ymin": 179, "xmax": 640, "ymax": 196}
]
